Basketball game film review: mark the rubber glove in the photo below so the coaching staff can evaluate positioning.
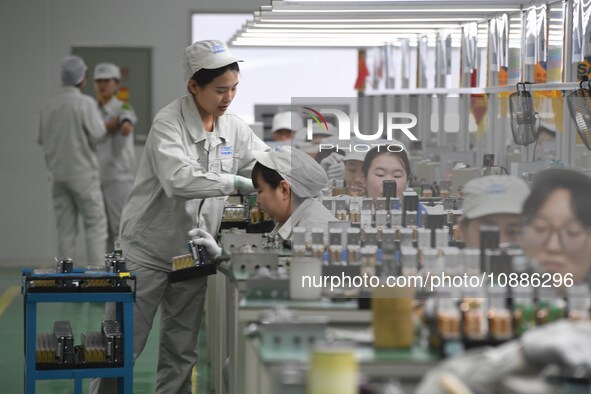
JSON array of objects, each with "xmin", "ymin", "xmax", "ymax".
[
  {"xmin": 188, "ymin": 228, "xmax": 222, "ymax": 258},
  {"xmin": 326, "ymin": 161, "xmax": 345, "ymax": 180},
  {"xmin": 319, "ymin": 152, "xmax": 345, "ymax": 180},
  {"xmin": 521, "ymin": 320, "xmax": 591, "ymax": 378},
  {"xmin": 234, "ymin": 175, "xmax": 255, "ymax": 194}
]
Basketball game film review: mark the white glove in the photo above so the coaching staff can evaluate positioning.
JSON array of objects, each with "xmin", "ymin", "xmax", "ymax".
[
  {"xmin": 188, "ymin": 228, "xmax": 222, "ymax": 258},
  {"xmin": 326, "ymin": 161, "xmax": 345, "ymax": 180},
  {"xmin": 521, "ymin": 320, "xmax": 591, "ymax": 378},
  {"xmin": 320, "ymin": 152, "xmax": 345, "ymax": 180},
  {"xmin": 234, "ymin": 175, "xmax": 255, "ymax": 194}
]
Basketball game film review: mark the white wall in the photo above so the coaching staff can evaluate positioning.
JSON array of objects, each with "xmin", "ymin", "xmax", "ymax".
[
  {"xmin": 193, "ymin": 14, "xmax": 358, "ymax": 124},
  {"xmin": 0, "ymin": 0, "xmax": 265, "ymax": 264}
]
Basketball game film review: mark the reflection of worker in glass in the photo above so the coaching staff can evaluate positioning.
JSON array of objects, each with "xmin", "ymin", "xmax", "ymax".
[
  {"xmin": 456, "ymin": 175, "xmax": 530, "ymax": 248},
  {"xmin": 533, "ymin": 125, "xmax": 556, "ymax": 161},
  {"xmin": 270, "ymin": 111, "xmax": 302, "ymax": 142},
  {"xmin": 343, "ymin": 149, "xmax": 366, "ymax": 196}
]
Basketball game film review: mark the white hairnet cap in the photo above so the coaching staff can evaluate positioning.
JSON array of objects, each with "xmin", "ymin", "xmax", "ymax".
[
  {"xmin": 272, "ymin": 111, "xmax": 304, "ymax": 133},
  {"xmin": 61, "ymin": 55, "xmax": 87, "ymax": 87},
  {"xmin": 462, "ymin": 175, "xmax": 530, "ymax": 219},
  {"xmin": 253, "ymin": 146, "xmax": 328, "ymax": 198},
  {"xmin": 293, "ymin": 122, "xmax": 338, "ymax": 143},
  {"xmin": 183, "ymin": 40, "xmax": 242, "ymax": 82},
  {"xmin": 94, "ymin": 63, "xmax": 121, "ymax": 80},
  {"xmin": 344, "ymin": 149, "xmax": 367, "ymax": 162}
]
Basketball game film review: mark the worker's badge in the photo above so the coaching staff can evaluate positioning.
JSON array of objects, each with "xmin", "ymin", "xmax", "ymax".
[{"xmin": 220, "ymin": 145, "xmax": 233, "ymax": 157}]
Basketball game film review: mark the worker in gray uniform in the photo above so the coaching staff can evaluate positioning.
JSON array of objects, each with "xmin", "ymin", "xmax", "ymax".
[
  {"xmin": 90, "ymin": 40, "xmax": 269, "ymax": 394},
  {"xmin": 38, "ymin": 55, "xmax": 107, "ymax": 266},
  {"xmin": 93, "ymin": 62, "xmax": 138, "ymax": 251}
]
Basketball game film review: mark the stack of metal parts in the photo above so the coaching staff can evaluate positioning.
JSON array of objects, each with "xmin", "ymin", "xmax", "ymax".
[
  {"xmin": 81, "ymin": 332, "xmax": 106, "ymax": 362},
  {"xmin": 36, "ymin": 333, "xmax": 57, "ymax": 363},
  {"xmin": 101, "ymin": 320, "xmax": 124, "ymax": 364},
  {"xmin": 36, "ymin": 321, "xmax": 75, "ymax": 364},
  {"xmin": 81, "ymin": 320, "xmax": 123, "ymax": 364},
  {"xmin": 82, "ymin": 252, "xmax": 129, "ymax": 288}
]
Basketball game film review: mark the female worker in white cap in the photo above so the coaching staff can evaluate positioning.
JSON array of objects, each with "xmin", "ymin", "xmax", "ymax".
[
  {"xmin": 38, "ymin": 55, "xmax": 108, "ymax": 266},
  {"xmin": 457, "ymin": 175, "xmax": 530, "ymax": 248},
  {"xmin": 90, "ymin": 40, "xmax": 268, "ymax": 394},
  {"xmin": 251, "ymin": 145, "xmax": 337, "ymax": 241}
]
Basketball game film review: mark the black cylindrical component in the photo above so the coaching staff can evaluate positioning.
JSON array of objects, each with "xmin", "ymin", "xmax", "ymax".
[
  {"xmin": 402, "ymin": 190, "xmax": 419, "ymax": 227},
  {"xmin": 427, "ymin": 212, "xmax": 447, "ymax": 247},
  {"xmin": 480, "ymin": 225, "xmax": 500, "ymax": 272},
  {"xmin": 482, "ymin": 153, "xmax": 495, "ymax": 167},
  {"xmin": 402, "ymin": 190, "xmax": 419, "ymax": 212},
  {"xmin": 383, "ymin": 180, "xmax": 397, "ymax": 198}
]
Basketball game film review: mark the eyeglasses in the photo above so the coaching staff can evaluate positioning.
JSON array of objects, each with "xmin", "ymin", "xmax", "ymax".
[{"xmin": 524, "ymin": 216, "xmax": 591, "ymax": 253}]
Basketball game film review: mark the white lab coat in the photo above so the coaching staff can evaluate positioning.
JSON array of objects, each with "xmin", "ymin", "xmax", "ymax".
[
  {"xmin": 38, "ymin": 87, "xmax": 106, "ymax": 181},
  {"xmin": 118, "ymin": 95, "xmax": 268, "ymax": 269},
  {"xmin": 96, "ymin": 96, "xmax": 137, "ymax": 183},
  {"xmin": 91, "ymin": 94, "xmax": 269, "ymax": 394},
  {"xmin": 96, "ymin": 96, "xmax": 138, "ymax": 250},
  {"xmin": 275, "ymin": 197, "xmax": 338, "ymax": 241},
  {"xmin": 38, "ymin": 87, "xmax": 107, "ymax": 265}
]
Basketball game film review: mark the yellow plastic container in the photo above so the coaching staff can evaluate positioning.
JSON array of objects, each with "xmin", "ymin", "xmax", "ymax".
[
  {"xmin": 308, "ymin": 346, "xmax": 357, "ymax": 394},
  {"xmin": 372, "ymin": 284, "xmax": 415, "ymax": 348}
]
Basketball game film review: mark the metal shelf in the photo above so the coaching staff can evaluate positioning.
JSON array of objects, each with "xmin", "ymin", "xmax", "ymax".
[{"xmin": 22, "ymin": 269, "xmax": 136, "ymax": 394}]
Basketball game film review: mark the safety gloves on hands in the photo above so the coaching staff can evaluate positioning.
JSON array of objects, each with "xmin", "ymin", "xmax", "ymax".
[
  {"xmin": 234, "ymin": 175, "xmax": 255, "ymax": 194},
  {"xmin": 320, "ymin": 152, "xmax": 345, "ymax": 181},
  {"xmin": 521, "ymin": 320, "xmax": 591, "ymax": 378},
  {"xmin": 188, "ymin": 228, "xmax": 222, "ymax": 258}
]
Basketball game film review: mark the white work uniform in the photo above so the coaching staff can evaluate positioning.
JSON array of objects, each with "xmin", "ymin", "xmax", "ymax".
[
  {"xmin": 275, "ymin": 198, "xmax": 337, "ymax": 241},
  {"xmin": 96, "ymin": 97, "xmax": 137, "ymax": 250},
  {"xmin": 90, "ymin": 95, "xmax": 268, "ymax": 394},
  {"xmin": 38, "ymin": 86, "xmax": 108, "ymax": 265}
]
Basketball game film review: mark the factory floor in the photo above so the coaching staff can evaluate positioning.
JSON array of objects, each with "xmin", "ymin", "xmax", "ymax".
[{"xmin": 0, "ymin": 264, "xmax": 211, "ymax": 393}]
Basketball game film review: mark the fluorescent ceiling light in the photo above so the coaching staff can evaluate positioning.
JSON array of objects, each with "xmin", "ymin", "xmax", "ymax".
[
  {"xmin": 241, "ymin": 33, "xmax": 437, "ymax": 39},
  {"xmin": 271, "ymin": 8, "xmax": 521, "ymax": 13},
  {"xmin": 252, "ymin": 18, "xmax": 480, "ymax": 25},
  {"xmin": 254, "ymin": 13, "xmax": 484, "ymax": 24},
  {"xmin": 245, "ymin": 28, "xmax": 445, "ymax": 33}
]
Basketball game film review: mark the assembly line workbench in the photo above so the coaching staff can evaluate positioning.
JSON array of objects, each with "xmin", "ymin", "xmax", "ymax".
[{"xmin": 206, "ymin": 256, "xmax": 437, "ymax": 394}]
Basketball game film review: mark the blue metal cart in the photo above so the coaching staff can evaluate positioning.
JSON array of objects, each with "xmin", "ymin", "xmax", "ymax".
[{"xmin": 22, "ymin": 269, "xmax": 136, "ymax": 394}]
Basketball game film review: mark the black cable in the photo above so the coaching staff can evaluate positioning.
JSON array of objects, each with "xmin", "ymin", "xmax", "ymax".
[
  {"xmin": 500, "ymin": 166, "xmax": 509, "ymax": 175},
  {"xmin": 531, "ymin": 116, "xmax": 541, "ymax": 161}
]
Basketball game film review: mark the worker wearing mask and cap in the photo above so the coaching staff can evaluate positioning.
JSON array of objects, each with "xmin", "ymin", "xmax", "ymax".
[
  {"xmin": 93, "ymin": 63, "xmax": 138, "ymax": 251},
  {"xmin": 456, "ymin": 175, "xmax": 530, "ymax": 248},
  {"xmin": 90, "ymin": 40, "xmax": 268, "ymax": 394},
  {"xmin": 38, "ymin": 55, "xmax": 108, "ymax": 266},
  {"xmin": 251, "ymin": 145, "xmax": 336, "ymax": 240},
  {"xmin": 270, "ymin": 110, "xmax": 303, "ymax": 142}
]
